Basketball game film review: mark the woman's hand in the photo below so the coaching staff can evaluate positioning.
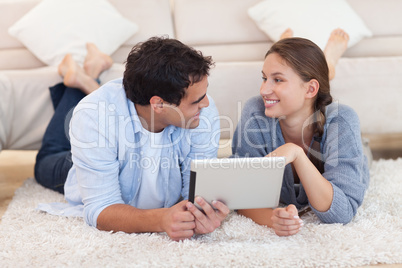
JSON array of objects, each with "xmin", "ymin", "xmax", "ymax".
[
  {"xmin": 271, "ymin": 204, "xmax": 303, "ymax": 236},
  {"xmin": 266, "ymin": 143, "xmax": 303, "ymax": 164}
]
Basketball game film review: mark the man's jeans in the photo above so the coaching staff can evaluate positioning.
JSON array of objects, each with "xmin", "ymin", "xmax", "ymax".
[{"xmin": 34, "ymin": 83, "xmax": 86, "ymax": 194}]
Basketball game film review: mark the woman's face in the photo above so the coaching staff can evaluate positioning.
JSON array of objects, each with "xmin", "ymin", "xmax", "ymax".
[{"xmin": 260, "ymin": 53, "xmax": 312, "ymax": 119}]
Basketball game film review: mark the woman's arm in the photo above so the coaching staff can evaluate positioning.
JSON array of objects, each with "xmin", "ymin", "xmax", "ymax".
[
  {"xmin": 269, "ymin": 143, "xmax": 334, "ymax": 212},
  {"xmin": 238, "ymin": 204, "xmax": 303, "ymax": 236},
  {"xmin": 269, "ymin": 127, "xmax": 369, "ymax": 225}
]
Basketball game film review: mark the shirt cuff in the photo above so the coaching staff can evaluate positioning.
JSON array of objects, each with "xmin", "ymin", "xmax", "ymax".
[{"xmin": 309, "ymin": 183, "xmax": 353, "ymax": 224}]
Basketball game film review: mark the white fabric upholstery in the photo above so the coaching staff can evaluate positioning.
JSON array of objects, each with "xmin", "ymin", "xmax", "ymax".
[
  {"xmin": 343, "ymin": 36, "xmax": 402, "ymax": 57},
  {"xmin": 347, "ymin": 0, "xmax": 402, "ymax": 36},
  {"xmin": 0, "ymin": 48, "xmax": 43, "ymax": 72},
  {"xmin": 174, "ymin": 0, "xmax": 266, "ymax": 46},
  {"xmin": 0, "ymin": 0, "xmax": 39, "ymax": 50},
  {"xmin": 0, "ymin": 74, "xmax": 12, "ymax": 151},
  {"xmin": 193, "ymin": 42, "xmax": 272, "ymax": 62},
  {"xmin": 331, "ymin": 56, "xmax": 402, "ymax": 134},
  {"xmin": 0, "ymin": 67, "xmax": 58, "ymax": 150},
  {"xmin": 109, "ymin": 0, "xmax": 174, "ymax": 46}
]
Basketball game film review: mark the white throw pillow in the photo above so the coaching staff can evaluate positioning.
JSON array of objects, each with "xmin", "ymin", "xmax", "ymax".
[
  {"xmin": 248, "ymin": 0, "xmax": 372, "ymax": 50},
  {"xmin": 8, "ymin": 0, "xmax": 139, "ymax": 66}
]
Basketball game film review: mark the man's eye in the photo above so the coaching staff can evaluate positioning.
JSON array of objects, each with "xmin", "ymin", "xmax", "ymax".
[
  {"xmin": 274, "ymin": 78, "xmax": 282, "ymax": 83},
  {"xmin": 262, "ymin": 77, "xmax": 267, "ymax": 82}
]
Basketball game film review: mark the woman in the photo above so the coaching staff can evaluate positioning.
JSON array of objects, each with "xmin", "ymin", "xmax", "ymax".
[{"xmin": 232, "ymin": 33, "xmax": 369, "ymax": 236}]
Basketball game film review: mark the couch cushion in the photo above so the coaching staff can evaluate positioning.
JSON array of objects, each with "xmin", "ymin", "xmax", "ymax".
[
  {"xmin": 347, "ymin": 0, "xmax": 402, "ymax": 36},
  {"xmin": 174, "ymin": 0, "xmax": 268, "ymax": 46},
  {"xmin": 194, "ymin": 42, "xmax": 272, "ymax": 62},
  {"xmin": 0, "ymin": 67, "xmax": 60, "ymax": 150},
  {"xmin": 0, "ymin": 0, "xmax": 39, "ymax": 50},
  {"xmin": 109, "ymin": 0, "xmax": 174, "ymax": 46},
  {"xmin": 0, "ymin": 74, "xmax": 12, "ymax": 151},
  {"xmin": 0, "ymin": 48, "xmax": 43, "ymax": 70},
  {"xmin": 331, "ymin": 56, "xmax": 402, "ymax": 134},
  {"xmin": 343, "ymin": 36, "xmax": 402, "ymax": 57}
]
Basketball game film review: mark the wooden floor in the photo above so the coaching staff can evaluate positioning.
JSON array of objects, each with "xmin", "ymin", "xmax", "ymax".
[
  {"xmin": 0, "ymin": 150, "xmax": 37, "ymax": 222},
  {"xmin": 0, "ymin": 146, "xmax": 401, "ymax": 267}
]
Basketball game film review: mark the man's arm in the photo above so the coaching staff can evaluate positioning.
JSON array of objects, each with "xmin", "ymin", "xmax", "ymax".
[{"xmin": 97, "ymin": 200, "xmax": 196, "ymax": 241}]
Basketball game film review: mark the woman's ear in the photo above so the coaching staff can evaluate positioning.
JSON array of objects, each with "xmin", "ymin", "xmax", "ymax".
[
  {"xmin": 305, "ymin": 79, "xmax": 319, "ymax": 99},
  {"xmin": 149, "ymin": 96, "xmax": 164, "ymax": 113}
]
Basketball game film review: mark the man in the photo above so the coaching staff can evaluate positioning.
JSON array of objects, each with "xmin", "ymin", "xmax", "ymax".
[{"xmin": 36, "ymin": 37, "xmax": 229, "ymax": 241}]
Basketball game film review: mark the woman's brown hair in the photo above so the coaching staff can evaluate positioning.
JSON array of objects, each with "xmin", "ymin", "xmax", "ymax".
[{"xmin": 265, "ymin": 37, "xmax": 332, "ymax": 138}]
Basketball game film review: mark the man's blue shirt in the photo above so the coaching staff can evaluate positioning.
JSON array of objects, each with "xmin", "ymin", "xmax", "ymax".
[{"xmin": 64, "ymin": 78, "xmax": 220, "ymax": 227}]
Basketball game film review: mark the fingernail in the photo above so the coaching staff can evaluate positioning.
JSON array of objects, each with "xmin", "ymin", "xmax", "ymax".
[
  {"xmin": 293, "ymin": 215, "xmax": 300, "ymax": 219},
  {"xmin": 196, "ymin": 197, "xmax": 202, "ymax": 203},
  {"xmin": 212, "ymin": 200, "xmax": 217, "ymax": 205},
  {"xmin": 300, "ymin": 222, "xmax": 304, "ymax": 226},
  {"xmin": 299, "ymin": 220, "xmax": 303, "ymax": 224},
  {"xmin": 187, "ymin": 202, "xmax": 193, "ymax": 208}
]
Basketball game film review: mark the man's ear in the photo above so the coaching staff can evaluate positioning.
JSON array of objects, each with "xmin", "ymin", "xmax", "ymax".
[
  {"xmin": 305, "ymin": 79, "xmax": 319, "ymax": 99},
  {"xmin": 149, "ymin": 96, "xmax": 164, "ymax": 113}
]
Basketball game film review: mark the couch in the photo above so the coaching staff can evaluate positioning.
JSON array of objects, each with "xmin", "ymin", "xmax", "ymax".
[{"xmin": 0, "ymin": 0, "xmax": 401, "ymax": 158}]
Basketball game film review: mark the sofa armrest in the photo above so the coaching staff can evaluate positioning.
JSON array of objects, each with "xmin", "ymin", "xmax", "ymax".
[{"xmin": 0, "ymin": 67, "xmax": 60, "ymax": 150}]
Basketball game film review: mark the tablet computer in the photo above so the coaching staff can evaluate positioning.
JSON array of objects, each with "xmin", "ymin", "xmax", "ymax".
[{"xmin": 189, "ymin": 157, "xmax": 286, "ymax": 210}]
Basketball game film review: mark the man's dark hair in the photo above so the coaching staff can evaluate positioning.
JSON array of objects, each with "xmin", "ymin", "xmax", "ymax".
[{"xmin": 123, "ymin": 36, "xmax": 214, "ymax": 106}]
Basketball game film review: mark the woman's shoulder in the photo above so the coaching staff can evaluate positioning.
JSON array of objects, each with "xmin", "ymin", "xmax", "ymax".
[
  {"xmin": 242, "ymin": 95, "xmax": 266, "ymax": 117},
  {"xmin": 326, "ymin": 102, "xmax": 360, "ymax": 125},
  {"xmin": 324, "ymin": 102, "xmax": 362, "ymax": 141}
]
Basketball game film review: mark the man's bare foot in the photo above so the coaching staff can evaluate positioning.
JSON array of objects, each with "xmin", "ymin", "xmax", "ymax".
[
  {"xmin": 280, "ymin": 28, "xmax": 293, "ymax": 40},
  {"xmin": 324, "ymin": 28, "xmax": 349, "ymax": 80},
  {"xmin": 83, "ymin": 43, "xmax": 113, "ymax": 79},
  {"xmin": 57, "ymin": 54, "xmax": 100, "ymax": 94}
]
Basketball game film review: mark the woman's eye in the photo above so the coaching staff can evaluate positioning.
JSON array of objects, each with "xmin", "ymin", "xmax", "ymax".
[
  {"xmin": 274, "ymin": 78, "xmax": 282, "ymax": 83},
  {"xmin": 262, "ymin": 77, "xmax": 267, "ymax": 82}
]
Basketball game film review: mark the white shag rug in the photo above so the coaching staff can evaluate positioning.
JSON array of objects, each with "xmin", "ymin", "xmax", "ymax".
[{"xmin": 1, "ymin": 159, "xmax": 402, "ymax": 268}]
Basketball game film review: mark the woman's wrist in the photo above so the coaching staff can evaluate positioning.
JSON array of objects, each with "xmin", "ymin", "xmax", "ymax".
[{"xmin": 292, "ymin": 143, "xmax": 305, "ymax": 163}]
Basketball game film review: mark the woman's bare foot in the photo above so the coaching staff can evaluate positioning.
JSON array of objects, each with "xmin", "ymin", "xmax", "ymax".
[
  {"xmin": 58, "ymin": 54, "xmax": 100, "ymax": 94},
  {"xmin": 280, "ymin": 28, "xmax": 293, "ymax": 40},
  {"xmin": 83, "ymin": 43, "xmax": 113, "ymax": 79},
  {"xmin": 324, "ymin": 28, "xmax": 349, "ymax": 80}
]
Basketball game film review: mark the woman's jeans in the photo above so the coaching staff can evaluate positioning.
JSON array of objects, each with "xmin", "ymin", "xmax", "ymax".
[{"xmin": 34, "ymin": 83, "xmax": 86, "ymax": 194}]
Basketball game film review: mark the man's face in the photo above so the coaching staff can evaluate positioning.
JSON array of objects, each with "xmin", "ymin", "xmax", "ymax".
[{"xmin": 163, "ymin": 76, "xmax": 210, "ymax": 129}]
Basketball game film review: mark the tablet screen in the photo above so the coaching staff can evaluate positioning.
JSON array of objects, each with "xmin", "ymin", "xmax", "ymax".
[{"xmin": 189, "ymin": 157, "xmax": 286, "ymax": 210}]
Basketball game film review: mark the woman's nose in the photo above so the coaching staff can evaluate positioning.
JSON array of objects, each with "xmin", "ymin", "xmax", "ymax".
[{"xmin": 260, "ymin": 82, "xmax": 273, "ymax": 95}]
